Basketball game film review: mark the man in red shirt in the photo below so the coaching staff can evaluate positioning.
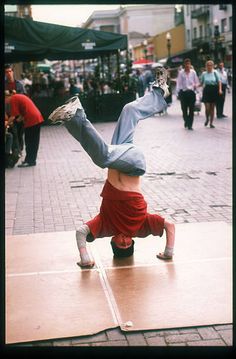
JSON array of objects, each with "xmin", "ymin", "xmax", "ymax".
[
  {"xmin": 49, "ymin": 66, "xmax": 175, "ymax": 267},
  {"xmin": 5, "ymin": 91, "xmax": 44, "ymax": 167}
]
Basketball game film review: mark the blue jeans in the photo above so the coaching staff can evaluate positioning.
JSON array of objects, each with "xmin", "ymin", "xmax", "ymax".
[{"xmin": 65, "ymin": 88, "xmax": 166, "ymax": 176}]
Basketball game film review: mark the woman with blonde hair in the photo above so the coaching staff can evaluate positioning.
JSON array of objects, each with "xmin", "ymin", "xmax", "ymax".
[{"xmin": 200, "ymin": 60, "xmax": 222, "ymax": 128}]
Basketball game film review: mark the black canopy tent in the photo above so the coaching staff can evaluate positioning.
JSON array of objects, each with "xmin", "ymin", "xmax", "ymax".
[
  {"xmin": 5, "ymin": 15, "xmax": 128, "ymax": 62},
  {"xmin": 5, "ymin": 16, "xmax": 134, "ymax": 122}
]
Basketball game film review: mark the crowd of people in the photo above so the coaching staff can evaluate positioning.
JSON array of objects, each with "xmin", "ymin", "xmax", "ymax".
[
  {"xmin": 4, "ymin": 59, "xmax": 231, "ymax": 169},
  {"xmin": 10, "ymin": 63, "xmax": 172, "ymax": 100},
  {"xmin": 176, "ymin": 58, "xmax": 230, "ymax": 130}
]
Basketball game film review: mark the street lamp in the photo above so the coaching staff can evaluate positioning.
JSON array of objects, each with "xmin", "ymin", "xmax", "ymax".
[
  {"xmin": 143, "ymin": 39, "xmax": 148, "ymax": 61},
  {"xmin": 213, "ymin": 19, "xmax": 220, "ymax": 63},
  {"xmin": 199, "ymin": 48, "xmax": 204, "ymax": 68},
  {"xmin": 126, "ymin": 44, "xmax": 133, "ymax": 74},
  {"xmin": 129, "ymin": 44, "xmax": 133, "ymax": 60},
  {"xmin": 166, "ymin": 32, "xmax": 172, "ymax": 59}
]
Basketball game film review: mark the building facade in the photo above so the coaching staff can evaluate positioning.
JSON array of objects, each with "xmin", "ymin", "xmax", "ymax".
[
  {"xmin": 184, "ymin": 4, "xmax": 232, "ymax": 67},
  {"xmin": 83, "ymin": 5, "xmax": 176, "ymax": 48},
  {"xmin": 5, "ymin": 4, "xmax": 32, "ymax": 19},
  {"xmin": 133, "ymin": 24, "xmax": 186, "ymax": 64}
]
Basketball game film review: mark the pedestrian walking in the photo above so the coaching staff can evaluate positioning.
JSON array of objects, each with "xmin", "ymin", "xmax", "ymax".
[
  {"xmin": 49, "ymin": 67, "xmax": 175, "ymax": 268},
  {"xmin": 176, "ymin": 58, "xmax": 200, "ymax": 130},
  {"xmin": 143, "ymin": 65, "xmax": 154, "ymax": 92},
  {"xmin": 200, "ymin": 60, "xmax": 222, "ymax": 128},
  {"xmin": 5, "ymin": 91, "xmax": 44, "ymax": 167},
  {"xmin": 135, "ymin": 69, "xmax": 145, "ymax": 98},
  {"xmin": 227, "ymin": 67, "xmax": 232, "ymax": 88},
  {"xmin": 165, "ymin": 67, "xmax": 172, "ymax": 108},
  {"xmin": 5, "ymin": 64, "xmax": 27, "ymax": 154},
  {"xmin": 216, "ymin": 61, "xmax": 228, "ymax": 118}
]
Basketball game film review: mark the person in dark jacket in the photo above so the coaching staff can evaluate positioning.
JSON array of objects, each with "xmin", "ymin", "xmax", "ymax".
[
  {"xmin": 176, "ymin": 58, "xmax": 200, "ymax": 130},
  {"xmin": 5, "ymin": 64, "xmax": 27, "ymax": 154}
]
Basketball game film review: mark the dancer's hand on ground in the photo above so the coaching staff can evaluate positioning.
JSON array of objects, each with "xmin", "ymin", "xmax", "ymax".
[
  {"xmin": 77, "ymin": 260, "xmax": 95, "ymax": 269},
  {"xmin": 156, "ymin": 252, "xmax": 173, "ymax": 260}
]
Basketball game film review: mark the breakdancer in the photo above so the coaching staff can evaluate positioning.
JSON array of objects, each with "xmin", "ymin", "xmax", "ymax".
[{"xmin": 49, "ymin": 67, "xmax": 175, "ymax": 268}]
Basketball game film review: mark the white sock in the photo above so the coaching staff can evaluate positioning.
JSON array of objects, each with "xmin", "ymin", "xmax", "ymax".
[
  {"xmin": 164, "ymin": 246, "xmax": 174, "ymax": 257},
  {"xmin": 76, "ymin": 225, "xmax": 92, "ymax": 263}
]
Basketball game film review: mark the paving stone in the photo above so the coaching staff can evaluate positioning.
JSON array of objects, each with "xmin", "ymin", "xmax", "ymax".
[
  {"xmin": 106, "ymin": 328, "xmax": 127, "ymax": 341},
  {"xmin": 187, "ymin": 339, "xmax": 226, "ymax": 346},
  {"xmin": 197, "ymin": 326, "xmax": 220, "ymax": 340},
  {"xmin": 179, "ymin": 328, "xmax": 198, "ymax": 334},
  {"xmin": 154, "ymin": 329, "xmax": 179, "ymax": 336},
  {"xmin": 143, "ymin": 330, "xmax": 164, "ymax": 338},
  {"xmin": 217, "ymin": 330, "xmax": 233, "ymax": 346},
  {"xmin": 145, "ymin": 336, "xmax": 167, "ymax": 346},
  {"xmin": 92, "ymin": 340, "xmax": 128, "ymax": 346},
  {"xmin": 214, "ymin": 324, "xmax": 233, "ymax": 331},
  {"xmin": 165, "ymin": 334, "xmax": 201, "ymax": 344},
  {"xmin": 125, "ymin": 332, "xmax": 147, "ymax": 346},
  {"xmin": 52, "ymin": 338, "xmax": 72, "ymax": 346},
  {"xmin": 71, "ymin": 331, "xmax": 107, "ymax": 345}
]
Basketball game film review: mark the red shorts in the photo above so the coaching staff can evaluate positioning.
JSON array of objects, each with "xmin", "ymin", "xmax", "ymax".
[{"xmin": 86, "ymin": 180, "xmax": 165, "ymax": 239}]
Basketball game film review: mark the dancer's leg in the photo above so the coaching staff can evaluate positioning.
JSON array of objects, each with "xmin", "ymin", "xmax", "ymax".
[
  {"xmin": 65, "ymin": 108, "xmax": 146, "ymax": 175},
  {"xmin": 65, "ymin": 108, "xmax": 110, "ymax": 168},
  {"xmin": 111, "ymin": 88, "xmax": 167, "ymax": 145}
]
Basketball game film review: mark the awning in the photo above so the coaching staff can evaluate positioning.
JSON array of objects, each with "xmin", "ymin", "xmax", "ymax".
[
  {"xmin": 166, "ymin": 48, "xmax": 197, "ymax": 67},
  {"xmin": 133, "ymin": 58, "xmax": 153, "ymax": 65},
  {"xmin": 5, "ymin": 15, "xmax": 128, "ymax": 63}
]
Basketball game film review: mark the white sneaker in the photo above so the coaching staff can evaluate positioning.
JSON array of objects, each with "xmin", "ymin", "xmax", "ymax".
[
  {"xmin": 151, "ymin": 66, "xmax": 170, "ymax": 98},
  {"xmin": 48, "ymin": 96, "xmax": 83, "ymax": 124}
]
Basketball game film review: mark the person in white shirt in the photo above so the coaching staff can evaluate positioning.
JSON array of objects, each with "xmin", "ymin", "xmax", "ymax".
[
  {"xmin": 176, "ymin": 58, "xmax": 200, "ymax": 130},
  {"xmin": 216, "ymin": 62, "xmax": 228, "ymax": 118}
]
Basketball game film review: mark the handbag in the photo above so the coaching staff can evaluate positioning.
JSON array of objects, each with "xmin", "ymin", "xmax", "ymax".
[{"xmin": 194, "ymin": 91, "xmax": 202, "ymax": 112}]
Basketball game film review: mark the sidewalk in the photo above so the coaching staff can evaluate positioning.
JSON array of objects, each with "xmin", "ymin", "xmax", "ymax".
[{"xmin": 5, "ymin": 94, "xmax": 232, "ymax": 347}]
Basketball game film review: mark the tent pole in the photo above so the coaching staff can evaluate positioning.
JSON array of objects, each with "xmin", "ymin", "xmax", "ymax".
[
  {"xmin": 101, "ymin": 55, "xmax": 104, "ymax": 94},
  {"xmin": 101, "ymin": 55, "xmax": 104, "ymax": 80},
  {"xmin": 83, "ymin": 60, "xmax": 85, "ymax": 81},
  {"xmin": 126, "ymin": 49, "xmax": 128, "ymax": 71},
  {"xmin": 116, "ymin": 49, "xmax": 120, "ymax": 81},
  {"xmin": 107, "ymin": 54, "xmax": 111, "ymax": 82}
]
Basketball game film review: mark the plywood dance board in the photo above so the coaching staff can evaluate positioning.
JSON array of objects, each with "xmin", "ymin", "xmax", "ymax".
[
  {"xmin": 6, "ymin": 232, "xmax": 118, "ymax": 344},
  {"xmin": 91, "ymin": 221, "xmax": 232, "ymax": 331},
  {"xmin": 6, "ymin": 222, "xmax": 232, "ymax": 344}
]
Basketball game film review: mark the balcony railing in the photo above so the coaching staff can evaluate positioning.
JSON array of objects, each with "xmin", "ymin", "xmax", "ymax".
[
  {"xmin": 191, "ymin": 6, "xmax": 210, "ymax": 19},
  {"xmin": 192, "ymin": 36, "xmax": 211, "ymax": 47}
]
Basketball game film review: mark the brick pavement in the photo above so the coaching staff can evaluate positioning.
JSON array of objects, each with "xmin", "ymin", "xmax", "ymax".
[{"xmin": 5, "ymin": 94, "xmax": 233, "ymax": 347}]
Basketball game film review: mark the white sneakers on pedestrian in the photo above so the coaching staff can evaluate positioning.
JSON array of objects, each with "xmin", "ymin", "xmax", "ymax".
[
  {"xmin": 48, "ymin": 96, "xmax": 83, "ymax": 124},
  {"xmin": 151, "ymin": 66, "xmax": 170, "ymax": 98}
]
